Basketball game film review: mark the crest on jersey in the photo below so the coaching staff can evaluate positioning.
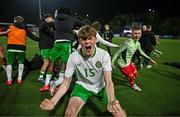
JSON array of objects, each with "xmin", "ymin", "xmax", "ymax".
[{"xmin": 95, "ymin": 61, "xmax": 102, "ymax": 68}]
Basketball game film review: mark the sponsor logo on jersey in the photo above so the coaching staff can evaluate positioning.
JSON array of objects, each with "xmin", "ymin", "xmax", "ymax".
[{"xmin": 77, "ymin": 63, "xmax": 81, "ymax": 66}]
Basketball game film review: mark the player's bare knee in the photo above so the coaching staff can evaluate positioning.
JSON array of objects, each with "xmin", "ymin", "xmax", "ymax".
[
  {"xmin": 43, "ymin": 61, "xmax": 49, "ymax": 68},
  {"xmin": 0, "ymin": 53, "xmax": 4, "ymax": 58},
  {"xmin": 129, "ymin": 74, "xmax": 135, "ymax": 79},
  {"xmin": 65, "ymin": 108, "xmax": 76, "ymax": 117},
  {"xmin": 133, "ymin": 71, "xmax": 139, "ymax": 77}
]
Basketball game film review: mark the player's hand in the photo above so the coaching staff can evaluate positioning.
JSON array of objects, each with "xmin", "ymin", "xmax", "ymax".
[
  {"xmin": 107, "ymin": 100, "xmax": 127, "ymax": 117},
  {"xmin": 50, "ymin": 18, "xmax": 55, "ymax": 22},
  {"xmin": 40, "ymin": 99, "xmax": 55, "ymax": 110},
  {"xmin": 115, "ymin": 45, "xmax": 120, "ymax": 48},
  {"xmin": 151, "ymin": 59, "xmax": 157, "ymax": 65},
  {"xmin": 6, "ymin": 29, "xmax": 10, "ymax": 33},
  {"xmin": 107, "ymin": 100, "xmax": 121, "ymax": 113}
]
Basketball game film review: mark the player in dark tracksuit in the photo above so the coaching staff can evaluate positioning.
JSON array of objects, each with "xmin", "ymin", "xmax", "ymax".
[
  {"xmin": 40, "ymin": 7, "xmax": 85, "ymax": 92},
  {"xmin": 141, "ymin": 25, "xmax": 156, "ymax": 68},
  {"xmin": 38, "ymin": 14, "xmax": 55, "ymax": 82},
  {"xmin": 103, "ymin": 24, "xmax": 114, "ymax": 57}
]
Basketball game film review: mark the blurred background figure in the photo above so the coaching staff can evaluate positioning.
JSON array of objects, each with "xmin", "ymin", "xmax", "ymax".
[
  {"xmin": 103, "ymin": 24, "xmax": 114, "ymax": 57},
  {"xmin": 38, "ymin": 14, "xmax": 55, "ymax": 83},
  {"xmin": 142, "ymin": 25, "xmax": 157, "ymax": 69}
]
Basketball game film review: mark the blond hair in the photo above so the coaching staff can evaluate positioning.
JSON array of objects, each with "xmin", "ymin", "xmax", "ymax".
[
  {"xmin": 14, "ymin": 16, "xmax": 24, "ymax": 22},
  {"xmin": 92, "ymin": 21, "xmax": 101, "ymax": 31}
]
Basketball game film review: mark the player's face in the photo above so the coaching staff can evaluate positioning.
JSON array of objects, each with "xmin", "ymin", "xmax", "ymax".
[
  {"xmin": 79, "ymin": 36, "xmax": 97, "ymax": 57},
  {"xmin": 45, "ymin": 17, "xmax": 54, "ymax": 23},
  {"xmin": 105, "ymin": 25, "xmax": 109, "ymax": 30},
  {"xmin": 132, "ymin": 29, "xmax": 142, "ymax": 41}
]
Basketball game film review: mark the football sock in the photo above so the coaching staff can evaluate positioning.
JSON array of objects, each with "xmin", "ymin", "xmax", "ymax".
[
  {"xmin": 45, "ymin": 74, "xmax": 52, "ymax": 85},
  {"xmin": 6, "ymin": 65, "xmax": 12, "ymax": 81},
  {"xmin": 18, "ymin": 64, "xmax": 24, "ymax": 80},
  {"xmin": 39, "ymin": 71, "xmax": 45, "ymax": 78}
]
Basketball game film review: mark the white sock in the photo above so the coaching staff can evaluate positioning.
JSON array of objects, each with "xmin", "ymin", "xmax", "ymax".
[
  {"xmin": 55, "ymin": 72, "xmax": 64, "ymax": 86},
  {"xmin": 39, "ymin": 71, "xmax": 45, "ymax": 78},
  {"xmin": 18, "ymin": 64, "xmax": 24, "ymax": 80},
  {"xmin": 6, "ymin": 65, "xmax": 12, "ymax": 81},
  {"xmin": 45, "ymin": 74, "xmax": 52, "ymax": 85}
]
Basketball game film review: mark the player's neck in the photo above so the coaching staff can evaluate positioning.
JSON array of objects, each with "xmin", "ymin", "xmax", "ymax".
[{"xmin": 80, "ymin": 48, "xmax": 96, "ymax": 59}]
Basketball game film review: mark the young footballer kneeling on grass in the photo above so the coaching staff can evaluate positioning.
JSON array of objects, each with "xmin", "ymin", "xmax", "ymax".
[{"xmin": 40, "ymin": 25, "xmax": 126, "ymax": 117}]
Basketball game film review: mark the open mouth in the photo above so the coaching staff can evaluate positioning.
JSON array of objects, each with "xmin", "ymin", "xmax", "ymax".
[{"xmin": 85, "ymin": 46, "xmax": 92, "ymax": 52}]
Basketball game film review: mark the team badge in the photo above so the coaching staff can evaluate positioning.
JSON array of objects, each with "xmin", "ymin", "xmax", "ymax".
[{"xmin": 95, "ymin": 61, "xmax": 102, "ymax": 68}]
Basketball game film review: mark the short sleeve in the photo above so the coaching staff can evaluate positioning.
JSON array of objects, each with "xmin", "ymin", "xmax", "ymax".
[
  {"xmin": 102, "ymin": 52, "xmax": 112, "ymax": 71},
  {"xmin": 65, "ymin": 55, "xmax": 75, "ymax": 78}
]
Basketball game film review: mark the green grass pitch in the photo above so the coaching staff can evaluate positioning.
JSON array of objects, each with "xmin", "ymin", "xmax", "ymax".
[{"xmin": 0, "ymin": 36, "xmax": 180, "ymax": 116}]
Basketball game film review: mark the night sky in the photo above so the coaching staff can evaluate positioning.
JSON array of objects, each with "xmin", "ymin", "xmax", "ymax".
[{"xmin": 0, "ymin": 0, "xmax": 179, "ymax": 24}]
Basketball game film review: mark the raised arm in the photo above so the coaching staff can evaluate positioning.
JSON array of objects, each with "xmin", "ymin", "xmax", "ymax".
[
  {"xmin": 26, "ymin": 28, "xmax": 39, "ymax": 42},
  {"xmin": 96, "ymin": 32, "xmax": 118, "ymax": 48},
  {"xmin": 137, "ymin": 44, "xmax": 157, "ymax": 65},
  {"xmin": 0, "ymin": 29, "xmax": 10, "ymax": 35},
  {"xmin": 112, "ymin": 43, "xmax": 127, "ymax": 68},
  {"xmin": 39, "ymin": 22, "xmax": 54, "ymax": 38}
]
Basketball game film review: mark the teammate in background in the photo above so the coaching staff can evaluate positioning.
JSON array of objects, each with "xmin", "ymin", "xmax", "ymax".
[
  {"xmin": 0, "ymin": 30, "xmax": 10, "ymax": 35},
  {"xmin": 38, "ymin": 14, "xmax": 55, "ymax": 83},
  {"xmin": 112, "ymin": 25, "xmax": 157, "ymax": 92},
  {"xmin": 141, "ymin": 25, "xmax": 157, "ymax": 69},
  {"xmin": 39, "ymin": 6, "xmax": 85, "ymax": 92},
  {"xmin": 91, "ymin": 21, "xmax": 102, "ymax": 47},
  {"xmin": 40, "ymin": 25, "xmax": 126, "ymax": 117},
  {"xmin": 0, "ymin": 29, "xmax": 10, "ymax": 69},
  {"xmin": 92, "ymin": 21, "xmax": 118, "ymax": 48},
  {"xmin": 5, "ymin": 16, "xmax": 39, "ymax": 86},
  {"xmin": 139, "ymin": 25, "xmax": 147, "ymax": 48},
  {"xmin": 103, "ymin": 24, "xmax": 114, "ymax": 57}
]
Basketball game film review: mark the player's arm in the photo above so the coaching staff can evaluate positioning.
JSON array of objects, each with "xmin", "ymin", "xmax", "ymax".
[
  {"xmin": 151, "ymin": 32, "xmax": 157, "ymax": 46},
  {"xmin": 138, "ymin": 44, "xmax": 157, "ymax": 65},
  {"xmin": 96, "ymin": 32, "xmax": 118, "ymax": 47},
  {"xmin": 40, "ymin": 78, "xmax": 72, "ymax": 110},
  {"xmin": 0, "ymin": 29, "xmax": 10, "ymax": 35},
  {"xmin": 103, "ymin": 52, "xmax": 126, "ymax": 116},
  {"xmin": 40, "ymin": 22, "xmax": 54, "ymax": 38},
  {"xmin": 50, "ymin": 77, "xmax": 72, "ymax": 105},
  {"xmin": 104, "ymin": 71, "xmax": 115, "ymax": 103},
  {"xmin": 40, "ymin": 55, "xmax": 75, "ymax": 111},
  {"xmin": 104, "ymin": 71, "xmax": 126, "ymax": 116},
  {"xmin": 112, "ymin": 43, "xmax": 127, "ymax": 68},
  {"xmin": 26, "ymin": 28, "xmax": 39, "ymax": 42}
]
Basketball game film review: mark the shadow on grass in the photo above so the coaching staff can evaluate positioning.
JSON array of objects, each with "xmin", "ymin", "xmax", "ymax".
[
  {"xmin": 151, "ymin": 68, "xmax": 180, "ymax": 81},
  {"xmin": 0, "ymin": 85, "xmax": 22, "ymax": 115},
  {"xmin": 112, "ymin": 72, "xmax": 130, "ymax": 87}
]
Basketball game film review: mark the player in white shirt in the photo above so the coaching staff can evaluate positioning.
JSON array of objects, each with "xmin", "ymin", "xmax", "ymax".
[
  {"xmin": 40, "ymin": 25, "xmax": 126, "ymax": 117},
  {"xmin": 49, "ymin": 25, "xmax": 118, "ymax": 95}
]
